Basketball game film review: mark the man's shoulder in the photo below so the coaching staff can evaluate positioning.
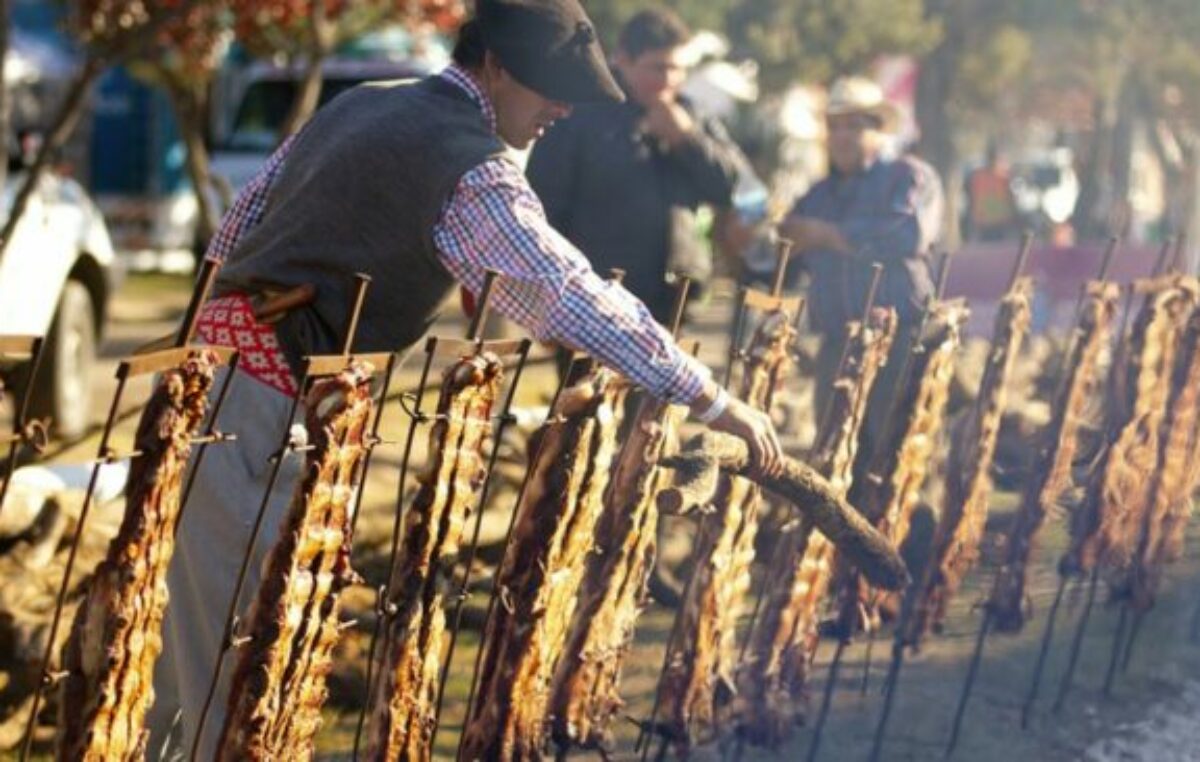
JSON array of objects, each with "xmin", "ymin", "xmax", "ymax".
[{"xmin": 884, "ymin": 154, "xmax": 940, "ymax": 185}]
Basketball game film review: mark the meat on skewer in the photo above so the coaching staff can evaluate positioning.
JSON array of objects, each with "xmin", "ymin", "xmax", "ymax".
[
  {"xmin": 367, "ymin": 353, "xmax": 503, "ymax": 762},
  {"xmin": 651, "ymin": 309, "xmax": 794, "ymax": 752},
  {"xmin": 217, "ymin": 362, "xmax": 376, "ymax": 761},
  {"xmin": 548, "ymin": 393, "xmax": 685, "ymax": 754},
  {"xmin": 460, "ymin": 365, "xmax": 625, "ymax": 762},
  {"xmin": 736, "ymin": 307, "xmax": 897, "ymax": 744},
  {"xmin": 57, "ymin": 351, "xmax": 219, "ymax": 762},
  {"xmin": 1121, "ymin": 299, "xmax": 1200, "ymax": 612},
  {"xmin": 833, "ymin": 300, "xmax": 968, "ymax": 638},
  {"xmin": 910, "ymin": 279, "xmax": 1032, "ymax": 641},
  {"xmin": 986, "ymin": 281, "xmax": 1121, "ymax": 631},
  {"xmin": 1061, "ymin": 277, "xmax": 1197, "ymax": 580}
]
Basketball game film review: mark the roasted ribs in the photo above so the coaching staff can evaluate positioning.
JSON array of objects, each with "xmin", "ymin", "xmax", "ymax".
[
  {"xmin": 736, "ymin": 307, "xmax": 897, "ymax": 744},
  {"xmin": 57, "ymin": 350, "xmax": 219, "ymax": 762},
  {"xmin": 653, "ymin": 309, "xmax": 794, "ymax": 751},
  {"xmin": 987, "ymin": 281, "xmax": 1120, "ymax": 631},
  {"xmin": 548, "ymin": 393, "xmax": 685, "ymax": 753},
  {"xmin": 1061, "ymin": 277, "xmax": 1197, "ymax": 581},
  {"xmin": 1123, "ymin": 301, "xmax": 1200, "ymax": 611},
  {"xmin": 217, "ymin": 361, "xmax": 376, "ymax": 761},
  {"xmin": 910, "ymin": 279, "xmax": 1032, "ymax": 640},
  {"xmin": 459, "ymin": 365, "xmax": 625, "ymax": 761},
  {"xmin": 834, "ymin": 300, "xmax": 968, "ymax": 637},
  {"xmin": 366, "ymin": 353, "xmax": 503, "ymax": 762}
]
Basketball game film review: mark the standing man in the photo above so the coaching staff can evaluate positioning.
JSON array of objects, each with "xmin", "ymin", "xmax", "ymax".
[
  {"xmin": 526, "ymin": 8, "xmax": 746, "ymax": 324},
  {"xmin": 147, "ymin": 1, "xmax": 783, "ymax": 757},
  {"xmin": 963, "ymin": 141, "xmax": 1020, "ymax": 242},
  {"xmin": 780, "ymin": 76, "xmax": 944, "ymax": 420}
]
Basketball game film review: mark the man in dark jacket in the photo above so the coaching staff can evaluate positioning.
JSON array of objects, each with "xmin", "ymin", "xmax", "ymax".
[{"xmin": 527, "ymin": 8, "xmax": 745, "ymax": 322}]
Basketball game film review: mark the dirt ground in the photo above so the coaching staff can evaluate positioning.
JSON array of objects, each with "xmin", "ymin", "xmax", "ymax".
[{"xmin": 4, "ymin": 272, "xmax": 1199, "ymax": 761}]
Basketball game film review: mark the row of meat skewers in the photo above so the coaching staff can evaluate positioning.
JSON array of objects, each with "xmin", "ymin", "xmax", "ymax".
[{"xmin": 1, "ymin": 232, "xmax": 1198, "ymax": 761}]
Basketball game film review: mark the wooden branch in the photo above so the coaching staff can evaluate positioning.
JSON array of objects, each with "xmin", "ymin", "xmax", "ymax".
[{"xmin": 658, "ymin": 432, "xmax": 909, "ymax": 591}]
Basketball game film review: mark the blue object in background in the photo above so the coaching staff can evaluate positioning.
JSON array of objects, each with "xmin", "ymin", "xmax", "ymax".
[{"xmin": 89, "ymin": 67, "xmax": 187, "ymax": 196}]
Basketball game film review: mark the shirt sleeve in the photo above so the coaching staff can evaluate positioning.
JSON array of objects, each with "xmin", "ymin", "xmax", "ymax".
[
  {"xmin": 434, "ymin": 158, "xmax": 710, "ymax": 405},
  {"xmin": 204, "ymin": 135, "xmax": 297, "ymax": 262},
  {"xmin": 665, "ymin": 114, "xmax": 742, "ymax": 206},
  {"xmin": 838, "ymin": 160, "xmax": 944, "ymax": 262}
]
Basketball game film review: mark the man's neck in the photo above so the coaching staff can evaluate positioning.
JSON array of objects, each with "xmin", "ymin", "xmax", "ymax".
[
  {"xmin": 440, "ymin": 63, "xmax": 498, "ymax": 133},
  {"xmin": 832, "ymin": 155, "xmax": 880, "ymax": 178}
]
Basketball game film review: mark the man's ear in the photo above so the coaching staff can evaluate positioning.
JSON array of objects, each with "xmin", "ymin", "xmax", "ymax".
[{"xmin": 482, "ymin": 50, "xmax": 509, "ymax": 87}]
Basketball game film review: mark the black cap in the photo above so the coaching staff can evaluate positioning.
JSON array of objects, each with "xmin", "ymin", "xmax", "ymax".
[{"xmin": 476, "ymin": 0, "xmax": 624, "ymax": 104}]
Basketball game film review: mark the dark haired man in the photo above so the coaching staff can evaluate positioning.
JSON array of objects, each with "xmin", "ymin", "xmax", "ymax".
[
  {"xmin": 527, "ymin": 7, "xmax": 748, "ymax": 323},
  {"xmin": 146, "ymin": 1, "xmax": 782, "ymax": 757}
]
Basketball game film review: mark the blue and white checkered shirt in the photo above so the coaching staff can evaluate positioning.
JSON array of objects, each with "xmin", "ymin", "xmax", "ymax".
[{"xmin": 207, "ymin": 64, "xmax": 708, "ymax": 405}]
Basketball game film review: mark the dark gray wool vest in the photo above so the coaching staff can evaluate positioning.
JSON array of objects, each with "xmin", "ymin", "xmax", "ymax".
[{"xmin": 215, "ymin": 75, "xmax": 507, "ymax": 372}]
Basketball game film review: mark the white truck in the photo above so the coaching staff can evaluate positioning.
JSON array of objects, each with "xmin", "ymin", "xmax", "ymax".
[{"xmin": 0, "ymin": 168, "xmax": 119, "ymax": 440}]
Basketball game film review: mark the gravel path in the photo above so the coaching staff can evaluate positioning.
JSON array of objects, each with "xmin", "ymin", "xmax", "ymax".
[{"xmin": 1085, "ymin": 680, "xmax": 1200, "ymax": 762}]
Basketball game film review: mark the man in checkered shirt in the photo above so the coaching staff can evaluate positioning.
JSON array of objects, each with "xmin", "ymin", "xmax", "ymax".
[{"xmin": 150, "ymin": 0, "xmax": 783, "ymax": 756}]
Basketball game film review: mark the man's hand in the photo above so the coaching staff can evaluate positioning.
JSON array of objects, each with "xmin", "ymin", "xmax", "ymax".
[
  {"xmin": 690, "ymin": 382, "xmax": 785, "ymax": 478},
  {"xmin": 781, "ymin": 216, "xmax": 851, "ymax": 254},
  {"xmin": 642, "ymin": 96, "xmax": 695, "ymax": 151}
]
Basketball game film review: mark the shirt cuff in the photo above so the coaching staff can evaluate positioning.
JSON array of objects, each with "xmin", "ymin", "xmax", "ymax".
[{"xmin": 656, "ymin": 348, "xmax": 710, "ymax": 406}]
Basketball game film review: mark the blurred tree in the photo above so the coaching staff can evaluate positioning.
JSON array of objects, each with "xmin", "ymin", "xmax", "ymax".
[
  {"xmin": 912, "ymin": 1, "xmax": 1029, "ymax": 244},
  {"xmin": 996, "ymin": 0, "xmax": 1200, "ymax": 239},
  {"xmin": 724, "ymin": 0, "xmax": 940, "ymax": 93},
  {"xmin": 125, "ymin": 2, "xmax": 231, "ymax": 249},
  {"xmin": 230, "ymin": 0, "xmax": 465, "ymax": 140},
  {"xmin": 0, "ymin": 0, "xmax": 9, "ymax": 199},
  {"xmin": 0, "ymin": 0, "xmax": 200, "ymax": 262}
]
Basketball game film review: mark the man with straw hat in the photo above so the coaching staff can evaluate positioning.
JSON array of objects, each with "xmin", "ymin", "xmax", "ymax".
[{"xmin": 780, "ymin": 75, "xmax": 944, "ymax": 420}]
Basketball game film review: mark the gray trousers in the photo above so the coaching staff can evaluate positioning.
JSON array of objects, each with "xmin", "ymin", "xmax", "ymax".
[{"xmin": 147, "ymin": 367, "xmax": 303, "ymax": 760}]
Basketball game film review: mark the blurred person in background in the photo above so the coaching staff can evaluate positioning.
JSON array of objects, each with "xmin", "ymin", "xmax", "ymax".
[
  {"xmin": 527, "ymin": 7, "xmax": 748, "ymax": 324},
  {"xmin": 963, "ymin": 141, "xmax": 1020, "ymax": 241},
  {"xmin": 780, "ymin": 75, "xmax": 943, "ymax": 430}
]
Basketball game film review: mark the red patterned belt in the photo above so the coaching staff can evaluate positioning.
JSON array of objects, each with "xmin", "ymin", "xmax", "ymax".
[{"xmin": 194, "ymin": 294, "xmax": 299, "ymax": 397}]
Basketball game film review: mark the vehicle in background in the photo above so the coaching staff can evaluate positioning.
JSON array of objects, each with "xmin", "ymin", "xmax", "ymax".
[
  {"xmin": 91, "ymin": 23, "xmax": 448, "ymax": 272},
  {"xmin": 90, "ymin": 66, "xmax": 200, "ymax": 273},
  {"xmin": 208, "ymin": 56, "xmax": 440, "ymax": 195},
  {"xmin": 0, "ymin": 162, "xmax": 119, "ymax": 440}
]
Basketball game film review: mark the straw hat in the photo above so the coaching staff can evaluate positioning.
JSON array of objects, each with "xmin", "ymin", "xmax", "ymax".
[{"xmin": 825, "ymin": 76, "xmax": 900, "ymax": 133}]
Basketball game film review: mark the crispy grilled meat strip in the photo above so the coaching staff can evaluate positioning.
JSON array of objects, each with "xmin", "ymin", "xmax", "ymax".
[
  {"xmin": 736, "ymin": 307, "xmax": 897, "ymax": 744},
  {"xmin": 1124, "ymin": 304, "xmax": 1200, "ymax": 611},
  {"xmin": 57, "ymin": 351, "xmax": 218, "ymax": 762},
  {"xmin": 366, "ymin": 354, "xmax": 503, "ymax": 762},
  {"xmin": 1060, "ymin": 278, "xmax": 1197, "ymax": 580},
  {"xmin": 652, "ymin": 311, "xmax": 793, "ymax": 751},
  {"xmin": 217, "ymin": 362, "xmax": 375, "ymax": 761},
  {"xmin": 460, "ymin": 366, "xmax": 625, "ymax": 762},
  {"xmin": 833, "ymin": 300, "xmax": 968, "ymax": 636},
  {"xmin": 987, "ymin": 281, "xmax": 1120, "ymax": 632},
  {"xmin": 911, "ymin": 280, "xmax": 1032, "ymax": 640},
  {"xmin": 548, "ymin": 395, "xmax": 685, "ymax": 753}
]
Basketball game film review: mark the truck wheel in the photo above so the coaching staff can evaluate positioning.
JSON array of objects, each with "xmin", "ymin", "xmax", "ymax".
[{"xmin": 29, "ymin": 280, "xmax": 96, "ymax": 441}]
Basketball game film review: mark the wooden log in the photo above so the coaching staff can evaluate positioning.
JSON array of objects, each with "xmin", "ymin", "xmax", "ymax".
[{"xmin": 658, "ymin": 432, "xmax": 909, "ymax": 592}]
